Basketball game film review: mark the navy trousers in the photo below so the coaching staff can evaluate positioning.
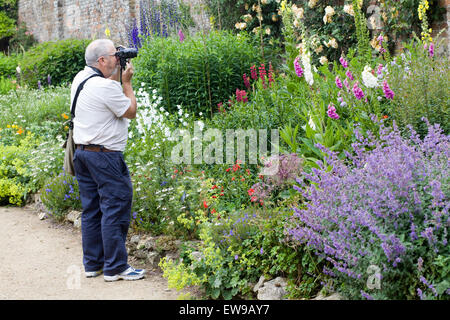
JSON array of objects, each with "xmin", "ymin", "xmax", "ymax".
[{"xmin": 73, "ymin": 148, "xmax": 133, "ymax": 276}]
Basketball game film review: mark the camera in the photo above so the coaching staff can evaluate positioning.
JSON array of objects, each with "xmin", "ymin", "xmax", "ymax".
[{"xmin": 115, "ymin": 46, "xmax": 138, "ymax": 70}]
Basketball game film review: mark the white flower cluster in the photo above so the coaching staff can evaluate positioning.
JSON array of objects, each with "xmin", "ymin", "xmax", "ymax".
[
  {"xmin": 361, "ymin": 66, "xmax": 380, "ymax": 88},
  {"xmin": 133, "ymin": 84, "xmax": 172, "ymax": 142},
  {"xmin": 301, "ymin": 48, "xmax": 314, "ymax": 86}
]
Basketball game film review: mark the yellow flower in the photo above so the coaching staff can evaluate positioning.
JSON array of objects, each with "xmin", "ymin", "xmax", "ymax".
[
  {"xmin": 105, "ymin": 28, "xmax": 111, "ymax": 38},
  {"xmin": 7, "ymin": 125, "xmax": 10, "ymax": 128}
]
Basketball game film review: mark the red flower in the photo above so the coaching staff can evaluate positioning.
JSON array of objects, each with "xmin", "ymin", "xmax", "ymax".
[
  {"xmin": 243, "ymin": 73, "xmax": 250, "ymax": 89},
  {"xmin": 211, "ymin": 185, "xmax": 218, "ymax": 190},
  {"xmin": 268, "ymin": 62, "xmax": 274, "ymax": 86},
  {"xmin": 226, "ymin": 168, "xmax": 231, "ymax": 172},
  {"xmin": 203, "ymin": 201, "xmax": 208, "ymax": 209},
  {"xmin": 211, "ymin": 208, "xmax": 217, "ymax": 214},
  {"xmin": 251, "ymin": 196, "xmax": 257, "ymax": 202},
  {"xmin": 250, "ymin": 65, "xmax": 257, "ymax": 80},
  {"xmin": 248, "ymin": 188, "xmax": 255, "ymax": 196}
]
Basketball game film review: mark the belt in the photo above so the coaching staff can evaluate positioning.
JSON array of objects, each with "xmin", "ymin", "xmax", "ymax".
[{"xmin": 76, "ymin": 145, "xmax": 116, "ymax": 152}]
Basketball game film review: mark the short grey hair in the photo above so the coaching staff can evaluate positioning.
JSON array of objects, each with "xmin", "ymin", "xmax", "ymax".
[{"xmin": 85, "ymin": 39, "xmax": 115, "ymax": 66}]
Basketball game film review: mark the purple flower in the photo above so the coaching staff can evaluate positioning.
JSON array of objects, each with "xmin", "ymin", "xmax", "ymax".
[
  {"xmin": 429, "ymin": 43, "xmax": 434, "ymax": 57},
  {"xmin": 178, "ymin": 29, "xmax": 185, "ymax": 42},
  {"xmin": 294, "ymin": 57, "xmax": 304, "ymax": 77},
  {"xmin": 327, "ymin": 104, "xmax": 340, "ymax": 119},
  {"xmin": 288, "ymin": 119, "xmax": 449, "ymax": 299},
  {"xmin": 335, "ymin": 76, "xmax": 343, "ymax": 89},
  {"xmin": 345, "ymin": 70, "xmax": 354, "ymax": 80},
  {"xmin": 417, "ymin": 288, "xmax": 423, "ymax": 300},
  {"xmin": 352, "ymin": 82, "xmax": 364, "ymax": 100},
  {"xmin": 339, "ymin": 57, "xmax": 348, "ymax": 68},
  {"xmin": 47, "ymin": 74, "xmax": 51, "ymax": 86},
  {"xmin": 260, "ymin": 247, "xmax": 264, "ymax": 254},
  {"xmin": 37, "ymin": 80, "xmax": 41, "ymax": 90},
  {"xmin": 382, "ymin": 80, "xmax": 395, "ymax": 100},
  {"xmin": 234, "ymin": 254, "xmax": 239, "ymax": 260},
  {"xmin": 377, "ymin": 64, "xmax": 383, "ymax": 75}
]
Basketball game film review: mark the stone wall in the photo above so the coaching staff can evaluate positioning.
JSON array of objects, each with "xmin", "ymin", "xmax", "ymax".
[
  {"xmin": 17, "ymin": 0, "xmax": 209, "ymax": 46},
  {"xmin": 17, "ymin": 0, "xmax": 450, "ymax": 55}
]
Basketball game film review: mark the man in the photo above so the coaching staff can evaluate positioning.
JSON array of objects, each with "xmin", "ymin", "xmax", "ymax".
[{"xmin": 71, "ymin": 39, "xmax": 144, "ymax": 281}]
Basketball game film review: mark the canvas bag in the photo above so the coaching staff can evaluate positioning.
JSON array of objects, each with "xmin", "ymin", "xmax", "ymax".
[{"xmin": 62, "ymin": 74, "xmax": 101, "ymax": 176}]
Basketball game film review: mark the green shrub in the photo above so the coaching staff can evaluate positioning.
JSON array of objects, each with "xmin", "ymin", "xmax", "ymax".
[
  {"xmin": 19, "ymin": 39, "xmax": 90, "ymax": 88},
  {"xmin": 133, "ymin": 30, "xmax": 261, "ymax": 116},
  {"xmin": 40, "ymin": 172, "xmax": 81, "ymax": 221},
  {"xmin": 387, "ymin": 39, "xmax": 450, "ymax": 136},
  {"xmin": 0, "ymin": 86, "xmax": 70, "ymax": 140},
  {"xmin": 0, "ymin": 133, "xmax": 40, "ymax": 205},
  {"xmin": 0, "ymin": 52, "xmax": 18, "ymax": 77}
]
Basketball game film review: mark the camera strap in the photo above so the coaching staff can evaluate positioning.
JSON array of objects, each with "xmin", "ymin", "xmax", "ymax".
[{"xmin": 88, "ymin": 66, "xmax": 105, "ymax": 78}]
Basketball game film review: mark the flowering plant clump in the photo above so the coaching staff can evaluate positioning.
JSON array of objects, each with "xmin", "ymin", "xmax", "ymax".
[
  {"xmin": 251, "ymin": 153, "xmax": 303, "ymax": 205},
  {"xmin": 288, "ymin": 119, "xmax": 449, "ymax": 299}
]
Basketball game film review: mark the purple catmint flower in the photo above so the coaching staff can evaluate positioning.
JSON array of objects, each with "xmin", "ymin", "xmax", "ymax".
[
  {"xmin": 37, "ymin": 80, "xmax": 41, "ymax": 90},
  {"xmin": 294, "ymin": 57, "xmax": 304, "ymax": 77},
  {"xmin": 360, "ymin": 290, "xmax": 374, "ymax": 300},
  {"xmin": 339, "ymin": 57, "xmax": 348, "ymax": 68},
  {"xmin": 382, "ymin": 80, "xmax": 395, "ymax": 100},
  {"xmin": 345, "ymin": 70, "xmax": 354, "ymax": 80},
  {"xmin": 289, "ymin": 119, "xmax": 449, "ymax": 299},
  {"xmin": 417, "ymin": 288, "xmax": 424, "ymax": 299},
  {"xmin": 335, "ymin": 76, "xmax": 343, "ymax": 89},
  {"xmin": 327, "ymin": 104, "xmax": 340, "ymax": 119},
  {"xmin": 352, "ymin": 82, "xmax": 364, "ymax": 100}
]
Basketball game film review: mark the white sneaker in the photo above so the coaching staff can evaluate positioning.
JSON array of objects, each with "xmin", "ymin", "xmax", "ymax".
[
  {"xmin": 85, "ymin": 269, "xmax": 103, "ymax": 278},
  {"xmin": 104, "ymin": 266, "xmax": 146, "ymax": 282}
]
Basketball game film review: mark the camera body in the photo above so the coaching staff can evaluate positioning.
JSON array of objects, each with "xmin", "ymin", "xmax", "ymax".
[{"xmin": 115, "ymin": 46, "xmax": 138, "ymax": 70}]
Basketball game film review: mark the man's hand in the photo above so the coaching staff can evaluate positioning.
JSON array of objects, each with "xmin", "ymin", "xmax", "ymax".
[
  {"xmin": 120, "ymin": 61, "xmax": 137, "ymax": 119},
  {"xmin": 121, "ymin": 62, "xmax": 134, "ymax": 83}
]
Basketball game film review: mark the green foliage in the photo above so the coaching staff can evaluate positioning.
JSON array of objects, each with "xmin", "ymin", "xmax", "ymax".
[
  {"xmin": 0, "ymin": 51, "xmax": 18, "ymax": 77},
  {"xmin": 40, "ymin": 172, "xmax": 81, "ymax": 221},
  {"xmin": 19, "ymin": 39, "xmax": 90, "ymax": 88},
  {"xmin": 0, "ymin": 10, "xmax": 14, "ymax": 39},
  {"xmin": 161, "ymin": 206, "xmax": 327, "ymax": 299},
  {"xmin": 133, "ymin": 30, "xmax": 261, "ymax": 116},
  {"xmin": 387, "ymin": 39, "xmax": 450, "ymax": 136},
  {"xmin": 0, "ymin": 132, "xmax": 39, "ymax": 205}
]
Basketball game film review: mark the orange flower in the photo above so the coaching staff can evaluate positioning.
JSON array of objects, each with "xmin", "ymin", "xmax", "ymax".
[
  {"xmin": 61, "ymin": 113, "xmax": 69, "ymax": 120},
  {"xmin": 16, "ymin": 128, "xmax": 24, "ymax": 135},
  {"xmin": 382, "ymin": 115, "xmax": 388, "ymax": 119}
]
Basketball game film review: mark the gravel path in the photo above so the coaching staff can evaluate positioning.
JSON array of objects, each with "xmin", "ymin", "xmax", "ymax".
[{"xmin": 0, "ymin": 206, "xmax": 181, "ymax": 300}]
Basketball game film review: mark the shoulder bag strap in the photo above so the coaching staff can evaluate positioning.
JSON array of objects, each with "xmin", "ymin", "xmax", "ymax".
[{"xmin": 69, "ymin": 74, "xmax": 102, "ymax": 126}]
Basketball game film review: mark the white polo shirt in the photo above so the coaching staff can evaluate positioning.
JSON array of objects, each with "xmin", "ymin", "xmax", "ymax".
[{"xmin": 71, "ymin": 66, "xmax": 131, "ymax": 151}]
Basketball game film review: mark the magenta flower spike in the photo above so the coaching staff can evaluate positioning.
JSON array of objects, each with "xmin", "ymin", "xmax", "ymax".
[
  {"xmin": 335, "ymin": 76, "xmax": 343, "ymax": 89},
  {"xmin": 327, "ymin": 104, "xmax": 340, "ymax": 119},
  {"xmin": 294, "ymin": 57, "xmax": 304, "ymax": 77},
  {"xmin": 382, "ymin": 80, "xmax": 395, "ymax": 100},
  {"xmin": 178, "ymin": 29, "xmax": 185, "ymax": 42},
  {"xmin": 339, "ymin": 57, "xmax": 348, "ymax": 68}
]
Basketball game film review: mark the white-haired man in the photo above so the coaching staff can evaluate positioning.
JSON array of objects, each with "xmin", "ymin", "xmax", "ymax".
[{"xmin": 71, "ymin": 39, "xmax": 143, "ymax": 281}]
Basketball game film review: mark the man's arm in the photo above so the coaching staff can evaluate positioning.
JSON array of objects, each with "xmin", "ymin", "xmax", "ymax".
[{"xmin": 119, "ymin": 63, "xmax": 137, "ymax": 119}]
